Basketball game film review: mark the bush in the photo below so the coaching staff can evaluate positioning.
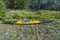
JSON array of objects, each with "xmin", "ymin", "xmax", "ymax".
[
  {"xmin": 0, "ymin": 1, "xmax": 6, "ymax": 20},
  {"xmin": 12, "ymin": 14, "xmax": 20, "ymax": 19}
]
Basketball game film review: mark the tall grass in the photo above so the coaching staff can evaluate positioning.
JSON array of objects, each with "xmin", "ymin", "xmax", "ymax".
[
  {"xmin": 8, "ymin": 10, "xmax": 60, "ymax": 20},
  {"xmin": 0, "ymin": 21, "xmax": 60, "ymax": 40}
]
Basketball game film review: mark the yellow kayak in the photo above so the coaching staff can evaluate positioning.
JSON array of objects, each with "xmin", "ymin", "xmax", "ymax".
[
  {"xmin": 3, "ymin": 19, "xmax": 54, "ymax": 25},
  {"xmin": 14, "ymin": 20, "xmax": 41, "ymax": 25}
]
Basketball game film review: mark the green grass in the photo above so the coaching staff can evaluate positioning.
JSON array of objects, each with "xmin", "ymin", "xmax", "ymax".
[
  {"xmin": 4, "ymin": 10, "xmax": 60, "ymax": 20},
  {"xmin": 0, "ymin": 19, "xmax": 60, "ymax": 40},
  {"xmin": 0, "ymin": 10, "xmax": 60, "ymax": 40}
]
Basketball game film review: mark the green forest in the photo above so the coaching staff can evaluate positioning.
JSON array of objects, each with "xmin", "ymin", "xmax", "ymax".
[{"xmin": 3, "ymin": 0, "xmax": 60, "ymax": 10}]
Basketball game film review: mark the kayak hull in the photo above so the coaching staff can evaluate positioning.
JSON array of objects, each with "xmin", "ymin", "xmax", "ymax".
[
  {"xmin": 3, "ymin": 19, "xmax": 54, "ymax": 25},
  {"xmin": 14, "ymin": 20, "xmax": 41, "ymax": 25}
]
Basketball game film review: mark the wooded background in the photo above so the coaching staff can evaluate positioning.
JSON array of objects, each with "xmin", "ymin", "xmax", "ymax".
[{"xmin": 1, "ymin": 0, "xmax": 60, "ymax": 10}]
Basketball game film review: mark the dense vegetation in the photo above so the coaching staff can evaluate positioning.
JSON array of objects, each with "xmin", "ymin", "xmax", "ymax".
[
  {"xmin": 5, "ymin": 10, "xmax": 60, "ymax": 20},
  {"xmin": 0, "ymin": 0, "xmax": 60, "ymax": 20},
  {"xmin": 2, "ymin": 0, "xmax": 60, "ymax": 10},
  {"xmin": 0, "ymin": 0, "xmax": 6, "ymax": 20}
]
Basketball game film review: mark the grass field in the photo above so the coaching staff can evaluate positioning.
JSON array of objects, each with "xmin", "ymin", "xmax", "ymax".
[{"xmin": 0, "ymin": 19, "xmax": 60, "ymax": 40}]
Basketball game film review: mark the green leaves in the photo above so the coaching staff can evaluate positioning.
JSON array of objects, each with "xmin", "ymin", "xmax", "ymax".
[{"xmin": 0, "ymin": 1, "xmax": 6, "ymax": 20}]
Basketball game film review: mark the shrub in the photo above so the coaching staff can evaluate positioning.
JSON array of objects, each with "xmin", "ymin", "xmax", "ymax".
[
  {"xmin": 12, "ymin": 14, "xmax": 20, "ymax": 19},
  {"xmin": 0, "ymin": 1, "xmax": 6, "ymax": 20}
]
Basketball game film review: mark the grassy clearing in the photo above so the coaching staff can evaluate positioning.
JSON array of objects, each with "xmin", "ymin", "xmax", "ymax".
[
  {"xmin": 0, "ymin": 10, "xmax": 60, "ymax": 40},
  {"xmin": 0, "ymin": 19, "xmax": 60, "ymax": 40}
]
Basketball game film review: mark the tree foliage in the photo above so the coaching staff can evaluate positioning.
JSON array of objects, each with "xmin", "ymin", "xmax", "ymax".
[
  {"xmin": 3, "ymin": 0, "xmax": 60, "ymax": 10},
  {"xmin": 0, "ymin": 0, "xmax": 6, "ymax": 20}
]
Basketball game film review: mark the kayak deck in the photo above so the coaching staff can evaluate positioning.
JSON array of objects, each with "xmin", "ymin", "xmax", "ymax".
[{"xmin": 14, "ymin": 20, "xmax": 41, "ymax": 25}]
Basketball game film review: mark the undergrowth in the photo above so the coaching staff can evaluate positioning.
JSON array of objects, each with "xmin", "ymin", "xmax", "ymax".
[{"xmin": 5, "ymin": 10, "xmax": 60, "ymax": 20}]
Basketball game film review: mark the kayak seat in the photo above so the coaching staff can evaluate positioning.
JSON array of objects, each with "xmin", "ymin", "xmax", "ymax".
[{"xmin": 23, "ymin": 20, "xmax": 30, "ymax": 22}]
